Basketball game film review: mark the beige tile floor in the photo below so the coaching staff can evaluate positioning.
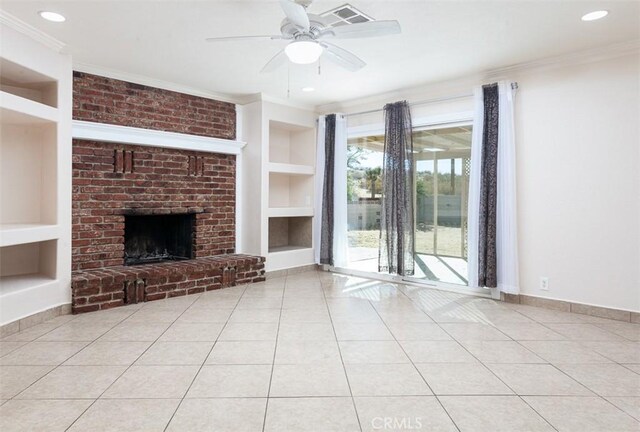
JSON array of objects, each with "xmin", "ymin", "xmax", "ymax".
[{"xmin": 0, "ymin": 270, "xmax": 639, "ymax": 432}]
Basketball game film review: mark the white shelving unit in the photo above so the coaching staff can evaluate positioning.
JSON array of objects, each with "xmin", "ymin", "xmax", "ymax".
[
  {"xmin": 267, "ymin": 207, "xmax": 314, "ymax": 218},
  {"xmin": 239, "ymin": 100, "xmax": 317, "ymax": 272},
  {"xmin": 0, "ymin": 224, "xmax": 60, "ymax": 247},
  {"xmin": 268, "ymin": 162, "xmax": 314, "ymax": 176},
  {"xmin": 0, "ymin": 21, "xmax": 72, "ymax": 326},
  {"xmin": 0, "ymin": 90, "xmax": 59, "ymax": 123}
]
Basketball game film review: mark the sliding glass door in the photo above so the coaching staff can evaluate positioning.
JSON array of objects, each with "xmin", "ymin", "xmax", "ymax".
[
  {"xmin": 344, "ymin": 122, "xmax": 472, "ymax": 288},
  {"xmin": 412, "ymin": 125, "xmax": 471, "ymax": 285},
  {"xmin": 346, "ymin": 135, "xmax": 384, "ymax": 274}
]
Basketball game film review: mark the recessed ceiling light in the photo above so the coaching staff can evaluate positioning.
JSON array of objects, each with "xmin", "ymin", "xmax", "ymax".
[
  {"xmin": 38, "ymin": 11, "xmax": 66, "ymax": 22},
  {"xmin": 581, "ymin": 10, "xmax": 608, "ymax": 21},
  {"xmin": 302, "ymin": 87, "xmax": 315, "ymax": 92}
]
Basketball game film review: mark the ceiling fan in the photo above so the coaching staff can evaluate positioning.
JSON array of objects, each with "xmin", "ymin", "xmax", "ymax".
[{"xmin": 205, "ymin": 0, "xmax": 401, "ymax": 73}]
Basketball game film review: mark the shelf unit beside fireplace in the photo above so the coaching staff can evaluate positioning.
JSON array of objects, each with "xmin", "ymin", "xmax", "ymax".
[
  {"xmin": 0, "ymin": 23, "xmax": 72, "ymax": 325},
  {"xmin": 240, "ymin": 100, "xmax": 317, "ymax": 272},
  {"xmin": 266, "ymin": 117, "xmax": 316, "ymax": 271}
]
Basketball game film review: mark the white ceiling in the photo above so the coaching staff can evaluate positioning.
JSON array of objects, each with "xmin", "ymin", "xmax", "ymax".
[{"xmin": 2, "ymin": 1, "xmax": 639, "ymax": 107}]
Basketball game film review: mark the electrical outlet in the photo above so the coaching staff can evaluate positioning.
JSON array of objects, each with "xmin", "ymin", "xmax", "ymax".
[{"xmin": 540, "ymin": 277, "xmax": 549, "ymax": 291}]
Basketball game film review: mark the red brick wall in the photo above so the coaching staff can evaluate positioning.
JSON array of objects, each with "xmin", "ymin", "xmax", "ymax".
[
  {"xmin": 73, "ymin": 72, "xmax": 236, "ymax": 139},
  {"xmin": 72, "ymin": 140, "xmax": 236, "ymax": 271},
  {"xmin": 68, "ymin": 73, "xmax": 264, "ymax": 314}
]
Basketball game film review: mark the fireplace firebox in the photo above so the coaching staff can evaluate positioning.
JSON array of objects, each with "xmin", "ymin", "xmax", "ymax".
[{"xmin": 124, "ymin": 213, "xmax": 194, "ymax": 265}]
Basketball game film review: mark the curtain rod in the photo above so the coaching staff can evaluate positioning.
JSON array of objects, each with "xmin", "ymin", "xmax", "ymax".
[{"xmin": 344, "ymin": 82, "xmax": 518, "ymax": 118}]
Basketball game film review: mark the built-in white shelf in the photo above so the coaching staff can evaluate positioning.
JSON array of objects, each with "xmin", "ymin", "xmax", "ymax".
[
  {"xmin": 265, "ymin": 115, "xmax": 315, "ymax": 272},
  {"xmin": 268, "ymin": 245, "xmax": 313, "ymax": 254},
  {"xmin": 268, "ymin": 162, "xmax": 314, "ymax": 176},
  {"xmin": 0, "ymin": 20, "xmax": 71, "ymax": 327},
  {"xmin": 269, "ymin": 172, "xmax": 314, "ymax": 209},
  {"xmin": 0, "ymin": 273, "xmax": 57, "ymax": 296},
  {"xmin": 268, "ymin": 207, "xmax": 313, "ymax": 218},
  {"xmin": 0, "ymin": 57, "xmax": 58, "ymax": 107},
  {"xmin": 0, "ymin": 91, "xmax": 58, "ymax": 124},
  {"xmin": 0, "ymin": 224, "xmax": 59, "ymax": 247},
  {"xmin": 240, "ymin": 100, "xmax": 316, "ymax": 272},
  {"xmin": 268, "ymin": 120, "xmax": 316, "ymax": 166}
]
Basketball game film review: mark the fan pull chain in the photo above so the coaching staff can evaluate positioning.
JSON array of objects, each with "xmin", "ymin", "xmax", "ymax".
[{"xmin": 287, "ymin": 64, "xmax": 290, "ymax": 99}]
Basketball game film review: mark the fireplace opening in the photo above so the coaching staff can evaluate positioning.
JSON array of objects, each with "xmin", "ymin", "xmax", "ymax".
[{"xmin": 124, "ymin": 214, "xmax": 194, "ymax": 265}]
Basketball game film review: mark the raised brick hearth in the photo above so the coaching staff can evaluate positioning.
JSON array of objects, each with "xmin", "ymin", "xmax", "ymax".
[
  {"xmin": 71, "ymin": 74, "xmax": 264, "ymax": 314},
  {"xmin": 71, "ymin": 139, "xmax": 265, "ymax": 312},
  {"xmin": 72, "ymin": 255, "xmax": 264, "ymax": 313}
]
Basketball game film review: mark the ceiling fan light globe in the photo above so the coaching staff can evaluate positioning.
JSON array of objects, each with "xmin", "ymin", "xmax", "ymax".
[{"xmin": 285, "ymin": 41, "xmax": 323, "ymax": 64}]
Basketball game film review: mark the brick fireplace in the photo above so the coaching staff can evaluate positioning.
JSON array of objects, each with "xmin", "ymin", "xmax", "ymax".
[
  {"xmin": 123, "ymin": 212, "xmax": 195, "ymax": 265},
  {"xmin": 70, "ymin": 73, "xmax": 264, "ymax": 313}
]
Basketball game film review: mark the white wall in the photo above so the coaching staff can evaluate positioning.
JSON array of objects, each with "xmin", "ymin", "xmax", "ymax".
[
  {"xmin": 323, "ymin": 49, "xmax": 640, "ymax": 312},
  {"xmin": 514, "ymin": 53, "xmax": 639, "ymax": 311}
]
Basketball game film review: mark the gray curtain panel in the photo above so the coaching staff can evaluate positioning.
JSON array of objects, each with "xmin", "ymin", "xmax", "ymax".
[
  {"xmin": 478, "ymin": 83, "xmax": 499, "ymax": 287},
  {"xmin": 379, "ymin": 101, "xmax": 415, "ymax": 276},
  {"xmin": 320, "ymin": 114, "xmax": 336, "ymax": 266}
]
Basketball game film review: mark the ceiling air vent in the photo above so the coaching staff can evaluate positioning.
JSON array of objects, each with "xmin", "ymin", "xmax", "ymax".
[{"xmin": 320, "ymin": 4, "xmax": 373, "ymax": 27}]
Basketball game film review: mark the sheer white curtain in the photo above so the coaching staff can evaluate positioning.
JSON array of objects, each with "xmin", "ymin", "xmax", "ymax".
[
  {"xmin": 314, "ymin": 117, "xmax": 326, "ymax": 265},
  {"xmin": 333, "ymin": 115, "xmax": 348, "ymax": 268},
  {"xmin": 467, "ymin": 81, "xmax": 519, "ymax": 295},
  {"xmin": 496, "ymin": 82, "xmax": 519, "ymax": 294},
  {"xmin": 467, "ymin": 88, "xmax": 484, "ymax": 289},
  {"xmin": 314, "ymin": 114, "xmax": 347, "ymax": 267}
]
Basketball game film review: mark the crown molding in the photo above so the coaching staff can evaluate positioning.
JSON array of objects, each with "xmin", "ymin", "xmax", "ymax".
[
  {"xmin": 317, "ymin": 39, "xmax": 640, "ymax": 114},
  {"xmin": 316, "ymin": 74, "xmax": 481, "ymax": 114},
  {"xmin": 73, "ymin": 61, "xmax": 242, "ymax": 105},
  {"xmin": 0, "ymin": 10, "xmax": 66, "ymax": 52},
  {"xmin": 484, "ymin": 39, "xmax": 640, "ymax": 80},
  {"xmin": 237, "ymin": 92, "xmax": 316, "ymax": 111},
  {"xmin": 259, "ymin": 93, "xmax": 316, "ymax": 111}
]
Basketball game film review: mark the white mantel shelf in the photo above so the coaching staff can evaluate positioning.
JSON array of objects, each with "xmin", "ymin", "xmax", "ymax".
[{"xmin": 72, "ymin": 120, "xmax": 247, "ymax": 155}]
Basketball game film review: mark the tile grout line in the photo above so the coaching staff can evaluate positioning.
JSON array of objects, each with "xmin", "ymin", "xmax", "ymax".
[
  {"xmin": 320, "ymin": 273, "xmax": 364, "ymax": 432},
  {"xmin": 590, "ymin": 321, "xmax": 639, "ymax": 342},
  {"xmin": 437, "ymin": 305, "xmax": 633, "ymax": 429},
  {"xmin": 3, "ymin": 307, "xmax": 143, "ymax": 405},
  {"xmin": 366, "ymin": 295, "xmax": 462, "ymax": 432},
  {"xmin": 62, "ymin": 294, "xmax": 205, "ymax": 432},
  {"xmin": 507, "ymin": 337, "xmax": 609, "ymax": 399},
  {"xmin": 161, "ymin": 284, "xmax": 251, "ymax": 432},
  {"xmin": 3, "ymin": 271, "xmax": 638, "ymax": 430},
  {"xmin": 3, "ymin": 342, "xmax": 98, "ymax": 401},
  {"xmin": 419, "ymin": 280, "xmax": 639, "ymax": 423},
  {"xmin": 0, "ymin": 312, "xmax": 99, "ymax": 384},
  {"xmin": 3, "ymin": 393, "xmax": 635, "ymax": 400},
  {"xmin": 393, "ymin": 278, "xmax": 562, "ymax": 432},
  {"xmin": 261, "ymin": 276, "xmax": 287, "ymax": 432},
  {"xmin": 1, "ymin": 312, "xmax": 82, "ymax": 344},
  {"xmin": 514, "ymin": 316, "xmax": 640, "ymax": 412}
]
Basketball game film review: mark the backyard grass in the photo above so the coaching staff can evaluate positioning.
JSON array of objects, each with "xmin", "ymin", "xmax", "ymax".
[{"xmin": 348, "ymin": 226, "xmax": 465, "ymax": 257}]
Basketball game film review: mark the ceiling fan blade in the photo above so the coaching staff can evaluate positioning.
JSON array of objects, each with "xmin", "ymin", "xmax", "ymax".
[
  {"xmin": 261, "ymin": 50, "xmax": 288, "ymax": 73},
  {"xmin": 321, "ymin": 42, "xmax": 366, "ymax": 72},
  {"xmin": 320, "ymin": 20, "xmax": 401, "ymax": 39},
  {"xmin": 280, "ymin": 0, "xmax": 310, "ymax": 32},
  {"xmin": 206, "ymin": 35, "xmax": 283, "ymax": 42}
]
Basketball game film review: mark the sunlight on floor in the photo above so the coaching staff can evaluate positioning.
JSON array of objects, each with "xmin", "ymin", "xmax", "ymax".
[{"xmin": 347, "ymin": 248, "xmax": 468, "ymax": 285}]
